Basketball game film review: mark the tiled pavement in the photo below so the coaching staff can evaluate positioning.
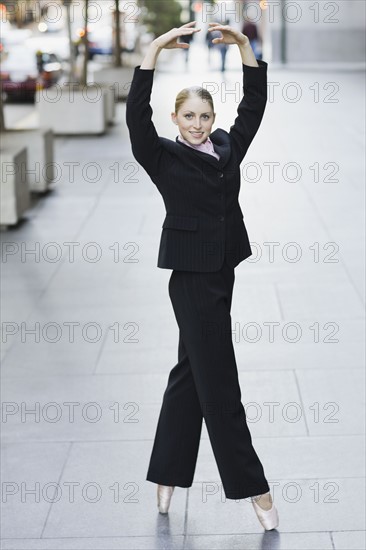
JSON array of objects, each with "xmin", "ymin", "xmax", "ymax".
[{"xmin": 1, "ymin": 43, "xmax": 365, "ymax": 549}]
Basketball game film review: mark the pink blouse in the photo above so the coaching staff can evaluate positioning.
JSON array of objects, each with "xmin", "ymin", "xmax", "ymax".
[{"xmin": 177, "ymin": 134, "xmax": 220, "ymax": 160}]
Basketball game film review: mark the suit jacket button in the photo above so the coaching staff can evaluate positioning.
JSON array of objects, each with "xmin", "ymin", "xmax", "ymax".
[
  {"xmin": 218, "ymin": 172, "xmax": 224, "ymax": 178},
  {"xmin": 218, "ymin": 215, "xmax": 225, "ymax": 222}
]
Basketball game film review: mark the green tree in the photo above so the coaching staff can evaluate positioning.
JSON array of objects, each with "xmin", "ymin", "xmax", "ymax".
[{"xmin": 140, "ymin": 0, "xmax": 182, "ymax": 38}]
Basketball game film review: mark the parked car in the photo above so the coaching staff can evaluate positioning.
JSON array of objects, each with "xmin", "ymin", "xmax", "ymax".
[
  {"xmin": 0, "ymin": 24, "xmax": 32, "ymax": 46},
  {"xmin": 86, "ymin": 24, "xmax": 136, "ymax": 59},
  {"xmin": 38, "ymin": 11, "xmax": 65, "ymax": 33},
  {"xmin": 0, "ymin": 18, "xmax": 12, "ymax": 40},
  {"xmin": 87, "ymin": 25, "xmax": 113, "ymax": 59},
  {"xmin": 0, "ymin": 46, "xmax": 63, "ymax": 102},
  {"xmin": 0, "ymin": 40, "xmax": 8, "ymax": 62}
]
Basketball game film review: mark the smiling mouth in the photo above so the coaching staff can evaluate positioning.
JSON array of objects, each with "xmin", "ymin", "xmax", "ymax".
[{"xmin": 190, "ymin": 132, "xmax": 204, "ymax": 137}]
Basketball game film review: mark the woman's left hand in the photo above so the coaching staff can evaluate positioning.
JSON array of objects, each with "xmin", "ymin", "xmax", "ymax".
[{"xmin": 208, "ymin": 22, "xmax": 249, "ymax": 47}]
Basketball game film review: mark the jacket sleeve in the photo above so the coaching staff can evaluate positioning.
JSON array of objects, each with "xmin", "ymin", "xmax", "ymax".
[
  {"xmin": 229, "ymin": 59, "xmax": 268, "ymax": 164},
  {"xmin": 125, "ymin": 65, "xmax": 172, "ymax": 179}
]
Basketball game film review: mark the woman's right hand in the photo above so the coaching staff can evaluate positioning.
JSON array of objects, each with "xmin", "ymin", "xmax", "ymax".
[{"xmin": 153, "ymin": 21, "xmax": 201, "ymax": 50}]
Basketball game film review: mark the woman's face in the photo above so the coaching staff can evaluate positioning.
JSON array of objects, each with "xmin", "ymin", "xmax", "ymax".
[{"xmin": 171, "ymin": 95, "xmax": 216, "ymax": 145}]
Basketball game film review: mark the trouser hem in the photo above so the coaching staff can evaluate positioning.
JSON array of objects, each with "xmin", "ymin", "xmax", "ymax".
[
  {"xmin": 224, "ymin": 482, "xmax": 271, "ymax": 500},
  {"xmin": 146, "ymin": 473, "xmax": 192, "ymax": 488}
]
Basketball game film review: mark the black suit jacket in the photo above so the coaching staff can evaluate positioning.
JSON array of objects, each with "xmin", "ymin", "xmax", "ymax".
[{"xmin": 125, "ymin": 59, "xmax": 268, "ymax": 272}]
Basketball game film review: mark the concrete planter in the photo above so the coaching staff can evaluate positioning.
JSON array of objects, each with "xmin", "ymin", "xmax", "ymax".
[
  {"xmin": 92, "ymin": 67, "xmax": 134, "ymax": 101},
  {"xmin": 97, "ymin": 83, "xmax": 116, "ymax": 125},
  {"xmin": 0, "ymin": 146, "xmax": 30, "ymax": 227},
  {"xmin": 36, "ymin": 84, "xmax": 108, "ymax": 135},
  {"xmin": 1, "ymin": 128, "xmax": 54, "ymax": 192}
]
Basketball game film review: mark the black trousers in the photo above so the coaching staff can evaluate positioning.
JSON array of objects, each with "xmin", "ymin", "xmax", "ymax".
[{"xmin": 146, "ymin": 256, "xmax": 270, "ymax": 500}]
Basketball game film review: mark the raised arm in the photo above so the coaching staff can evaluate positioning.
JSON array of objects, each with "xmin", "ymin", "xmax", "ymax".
[
  {"xmin": 207, "ymin": 22, "xmax": 268, "ymax": 164},
  {"xmin": 125, "ymin": 23, "xmax": 201, "ymax": 179},
  {"xmin": 229, "ymin": 58, "xmax": 268, "ymax": 164},
  {"xmin": 126, "ymin": 58, "xmax": 166, "ymax": 178}
]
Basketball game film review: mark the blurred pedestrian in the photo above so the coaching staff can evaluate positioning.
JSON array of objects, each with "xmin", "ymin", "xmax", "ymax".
[
  {"xmin": 206, "ymin": 18, "xmax": 230, "ymax": 71},
  {"xmin": 205, "ymin": 25, "xmax": 214, "ymax": 64},
  {"xmin": 242, "ymin": 15, "xmax": 262, "ymax": 60},
  {"xmin": 179, "ymin": 26, "xmax": 193, "ymax": 64},
  {"xmin": 36, "ymin": 50, "xmax": 44, "ymax": 72}
]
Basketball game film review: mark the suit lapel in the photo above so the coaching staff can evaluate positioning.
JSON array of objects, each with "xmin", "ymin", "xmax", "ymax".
[{"xmin": 175, "ymin": 128, "xmax": 231, "ymax": 169}]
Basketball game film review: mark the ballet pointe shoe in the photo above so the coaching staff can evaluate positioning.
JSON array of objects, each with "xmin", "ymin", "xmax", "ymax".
[
  {"xmin": 251, "ymin": 492, "xmax": 279, "ymax": 530},
  {"xmin": 157, "ymin": 484, "xmax": 175, "ymax": 514}
]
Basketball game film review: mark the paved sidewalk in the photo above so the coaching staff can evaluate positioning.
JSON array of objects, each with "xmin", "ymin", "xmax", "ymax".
[{"xmin": 1, "ymin": 44, "xmax": 365, "ymax": 549}]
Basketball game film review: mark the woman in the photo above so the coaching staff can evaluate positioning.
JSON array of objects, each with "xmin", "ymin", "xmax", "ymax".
[{"xmin": 126, "ymin": 21, "xmax": 279, "ymax": 531}]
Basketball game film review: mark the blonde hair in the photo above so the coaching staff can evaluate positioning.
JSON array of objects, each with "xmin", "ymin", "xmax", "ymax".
[{"xmin": 175, "ymin": 86, "xmax": 214, "ymax": 114}]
